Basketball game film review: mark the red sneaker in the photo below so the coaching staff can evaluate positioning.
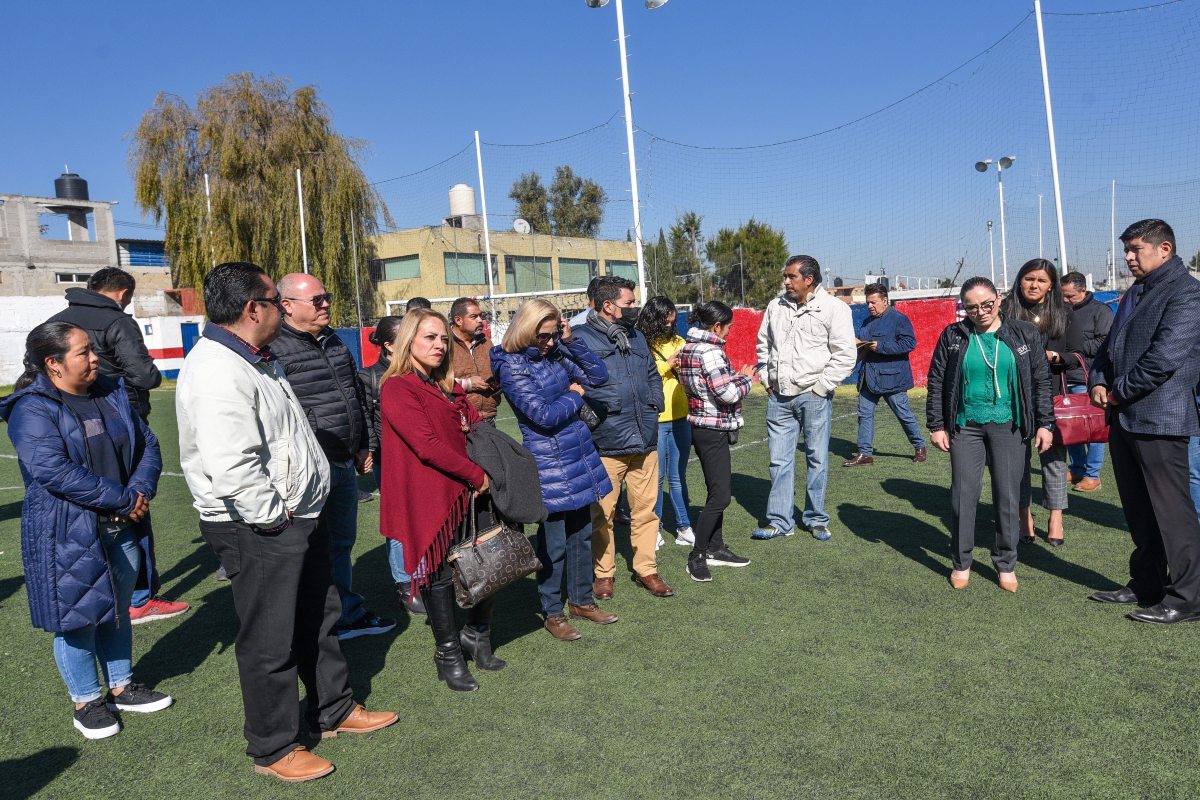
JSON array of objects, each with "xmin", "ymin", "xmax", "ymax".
[{"xmin": 129, "ymin": 597, "xmax": 190, "ymax": 625}]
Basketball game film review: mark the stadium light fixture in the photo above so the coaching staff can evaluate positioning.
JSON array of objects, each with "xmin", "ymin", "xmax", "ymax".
[
  {"xmin": 975, "ymin": 156, "xmax": 1016, "ymax": 291},
  {"xmin": 586, "ymin": 0, "xmax": 670, "ymax": 304}
]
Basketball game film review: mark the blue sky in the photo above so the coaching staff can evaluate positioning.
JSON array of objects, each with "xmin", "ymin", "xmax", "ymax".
[{"xmin": 3, "ymin": 0, "xmax": 1195, "ymax": 283}]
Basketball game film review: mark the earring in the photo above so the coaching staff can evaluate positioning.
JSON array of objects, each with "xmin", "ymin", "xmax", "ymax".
[{"xmin": 52, "ymin": 370, "xmax": 62, "ymax": 378}]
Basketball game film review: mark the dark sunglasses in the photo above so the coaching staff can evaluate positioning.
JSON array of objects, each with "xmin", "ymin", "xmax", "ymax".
[
  {"xmin": 286, "ymin": 293, "xmax": 333, "ymax": 307},
  {"xmin": 252, "ymin": 295, "xmax": 284, "ymax": 309},
  {"xmin": 535, "ymin": 331, "xmax": 561, "ymax": 343}
]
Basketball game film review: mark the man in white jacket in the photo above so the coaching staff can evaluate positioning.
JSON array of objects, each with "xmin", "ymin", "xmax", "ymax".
[
  {"xmin": 753, "ymin": 255, "xmax": 856, "ymax": 541},
  {"xmin": 176, "ymin": 262, "xmax": 395, "ymax": 783}
]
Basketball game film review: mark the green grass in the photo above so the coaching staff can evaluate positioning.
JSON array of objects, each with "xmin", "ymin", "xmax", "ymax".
[{"xmin": 2, "ymin": 387, "xmax": 1198, "ymax": 798}]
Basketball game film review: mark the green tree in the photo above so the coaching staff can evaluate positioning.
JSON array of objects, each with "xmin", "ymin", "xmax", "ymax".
[
  {"xmin": 508, "ymin": 172, "xmax": 551, "ymax": 234},
  {"xmin": 705, "ymin": 218, "xmax": 789, "ymax": 308},
  {"xmin": 130, "ymin": 73, "xmax": 390, "ymax": 325},
  {"xmin": 646, "ymin": 227, "xmax": 687, "ymax": 303},
  {"xmin": 549, "ymin": 166, "xmax": 606, "ymax": 238},
  {"xmin": 667, "ymin": 212, "xmax": 705, "ymax": 303}
]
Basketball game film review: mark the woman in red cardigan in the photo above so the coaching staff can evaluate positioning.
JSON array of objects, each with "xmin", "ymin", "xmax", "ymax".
[{"xmin": 379, "ymin": 308, "xmax": 494, "ymax": 692}]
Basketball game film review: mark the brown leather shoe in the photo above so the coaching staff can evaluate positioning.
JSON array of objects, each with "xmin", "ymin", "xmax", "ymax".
[
  {"xmin": 544, "ymin": 614, "xmax": 582, "ymax": 641},
  {"xmin": 253, "ymin": 747, "xmax": 334, "ymax": 783},
  {"xmin": 842, "ymin": 453, "xmax": 874, "ymax": 467},
  {"xmin": 593, "ymin": 577, "xmax": 614, "ymax": 600},
  {"xmin": 320, "ymin": 704, "xmax": 398, "ymax": 739},
  {"xmin": 913, "ymin": 447, "xmax": 928, "ymax": 463},
  {"xmin": 1074, "ymin": 477, "xmax": 1101, "ymax": 493},
  {"xmin": 633, "ymin": 572, "xmax": 674, "ymax": 597},
  {"xmin": 568, "ymin": 602, "xmax": 619, "ymax": 625}
]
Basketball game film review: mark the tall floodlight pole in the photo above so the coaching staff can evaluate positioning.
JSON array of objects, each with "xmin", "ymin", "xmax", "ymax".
[
  {"xmin": 1035, "ymin": 0, "xmax": 1068, "ymax": 274},
  {"xmin": 474, "ymin": 130, "xmax": 497, "ymax": 322},
  {"xmin": 296, "ymin": 168, "xmax": 309, "ymax": 274},
  {"xmin": 1110, "ymin": 179, "xmax": 1117, "ymax": 289},
  {"xmin": 350, "ymin": 209, "xmax": 363, "ymax": 329},
  {"xmin": 1038, "ymin": 194, "xmax": 1044, "ymax": 259},
  {"xmin": 587, "ymin": 0, "xmax": 669, "ymax": 303},
  {"xmin": 987, "ymin": 220, "xmax": 996, "ymax": 287}
]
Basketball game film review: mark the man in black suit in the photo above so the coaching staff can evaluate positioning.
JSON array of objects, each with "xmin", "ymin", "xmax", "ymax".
[{"xmin": 1088, "ymin": 219, "xmax": 1200, "ymax": 623}]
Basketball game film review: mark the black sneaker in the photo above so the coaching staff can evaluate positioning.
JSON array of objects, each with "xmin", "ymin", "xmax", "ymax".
[
  {"xmin": 74, "ymin": 698, "xmax": 121, "ymax": 739},
  {"xmin": 686, "ymin": 553, "xmax": 712, "ymax": 582},
  {"xmin": 706, "ymin": 545, "xmax": 751, "ymax": 567},
  {"xmin": 106, "ymin": 683, "xmax": 173, "ymax": 713},
  {"xmin": 336, "ymin": 612, "xmax": 397, "ymax": 640}
]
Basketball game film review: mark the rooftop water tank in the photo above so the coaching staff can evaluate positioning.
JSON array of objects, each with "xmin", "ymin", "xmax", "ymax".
[
  {"xmin": 449, "ymin": 184, "xmax": 476, "ymax": 218},
  {"xmin": 55, "ymin": 172, "xmax": 89, "ymax": 201}
]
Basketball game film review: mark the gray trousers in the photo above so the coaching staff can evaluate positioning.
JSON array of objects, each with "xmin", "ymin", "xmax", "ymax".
[
  {"xmin": 1020, "ymin": 443, "xmax": 1069, "ymax": 511},
  {"xmin": 950, "ymin": 423, "xmax": 1027, "ymax": 573}
]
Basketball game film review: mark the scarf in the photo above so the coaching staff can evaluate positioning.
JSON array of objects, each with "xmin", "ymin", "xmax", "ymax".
[{"xmin": 587, "ymin": 309, "xmax": 630, "ymax": 354}]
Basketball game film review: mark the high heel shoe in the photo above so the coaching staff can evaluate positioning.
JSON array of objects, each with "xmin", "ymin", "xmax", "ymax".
[
  {"xmin": 998, "ymin": 572, "xmax": 1019, "ymax": 593},
  {"xmin": 949, "ymin": 569, "xmax": 970, "ymax": 590},
  {"xmin": 1047, "ymin": 537, "xmax": 1065, "ymax": 548},
  {"xmin": 1019, "ymin": 535, "xmax": 1036, "ymax": 545}
]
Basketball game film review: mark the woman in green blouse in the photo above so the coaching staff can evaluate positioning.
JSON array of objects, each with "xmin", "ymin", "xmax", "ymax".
[{"xmin": 926, "ymin": 278, "xmax": 1055, "ymax": 592}]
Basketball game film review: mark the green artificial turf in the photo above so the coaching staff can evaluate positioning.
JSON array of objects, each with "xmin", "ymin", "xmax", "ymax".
[{"xmin": 1, "ymin": 387, "xmax": 1197, "ymax": 799}]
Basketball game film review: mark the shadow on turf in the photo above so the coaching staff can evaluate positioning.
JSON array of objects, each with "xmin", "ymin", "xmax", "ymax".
[
  {"xmin": 0, "ymin": 574, "xmax": 26, "ymax": 605},
  {"xmin": 0, "ymin": 499, "xmax": 23, "ymax": 521},
  {"xmin": 3, "ymin": 746, "xmax": 79, "ymax": 799}
]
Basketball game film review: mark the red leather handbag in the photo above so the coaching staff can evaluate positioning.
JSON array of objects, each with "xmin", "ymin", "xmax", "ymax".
[{"xmin": 1052, "ymin": 354, "xmax": 1109, "ymax": 447}]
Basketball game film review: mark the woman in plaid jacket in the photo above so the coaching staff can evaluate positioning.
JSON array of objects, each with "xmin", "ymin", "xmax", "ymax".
[{"xmin": 678, "ymin": 301, "xmax": 758, "ymax": 583}]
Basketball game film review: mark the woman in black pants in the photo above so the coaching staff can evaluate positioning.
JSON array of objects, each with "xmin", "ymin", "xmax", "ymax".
[{"xmin": 677, "ymin": 302, "xmax": 757, "ymax": 582}]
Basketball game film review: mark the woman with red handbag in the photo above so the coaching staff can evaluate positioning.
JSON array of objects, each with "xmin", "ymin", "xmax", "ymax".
[{"xmin": 1000, "ymin": 259, "xmax": 1074, "ymax": 547}]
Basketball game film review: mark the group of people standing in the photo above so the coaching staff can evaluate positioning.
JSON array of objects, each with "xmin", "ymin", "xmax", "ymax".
[{"xmin": 6, "ymin": 218, "xmax": 1199, "ymax": 783}]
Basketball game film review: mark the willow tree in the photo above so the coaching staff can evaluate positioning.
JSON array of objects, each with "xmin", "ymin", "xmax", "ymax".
[{"xmin": 130, "ymin": 73, "xmax": 392, "ymax": 325}]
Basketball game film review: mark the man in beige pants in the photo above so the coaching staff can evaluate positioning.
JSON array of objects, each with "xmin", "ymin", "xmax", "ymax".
[{"xmin": 571, "ymin": 277, "xmax": 673, "ymax": 599}]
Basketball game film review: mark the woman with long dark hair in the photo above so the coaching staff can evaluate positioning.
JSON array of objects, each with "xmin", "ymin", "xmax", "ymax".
[
  {"xmin": 358, "ymin": 315, "xmax": 423, "ymax": 614},
  {"xmin": 1000, "ymin": 258, "xmax": 1073, "ymax": 546},
  {"xmin": 378, "ymin": 309, "xmax": 496, "ymax": 692},
  {"xmin": 677, "ymin": 301, "xmax": 756, "ymax": 582},
  {"xmin": 637, "ymin": 295, "xmax": 694, "ymax": 548},
  {"xmin": 927, "ymin": 278, "xmax": 1055, "ymax": 592},
  {"xmin": 1, "ymin": 322, "xmax": 170, "ymax": 738}
]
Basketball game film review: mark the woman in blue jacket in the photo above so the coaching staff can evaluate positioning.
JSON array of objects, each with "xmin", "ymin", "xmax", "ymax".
[
  {"xmin": 1, "ymin": 322, "xmax": 170, "ymax": 739},
  {"xmin": 491, "ymin": 299, "xmax": 616, "ymax": 642}
]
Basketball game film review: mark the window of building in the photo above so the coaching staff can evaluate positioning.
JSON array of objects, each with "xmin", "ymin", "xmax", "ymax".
[
  {"xmin": 444, "ymin": 252, "xmax": 493, "ymax": 286},
  {"xmin": 606, "ymin": 259, "xmax": 638, "ymax": 283},
  {"xmin": 558, "ymin": 258, "xmax": 597, "ymax": 290},
  {"xmin": 55, "ymin": 272, "xmax": 93, "ymax": 284},
  {"xmin": 379, "ymin": 254, "xmax": 421, "ymax": 281},
  {"xmin": 505, "ymin": 255, "xmax": 553, "ymax": 294}
]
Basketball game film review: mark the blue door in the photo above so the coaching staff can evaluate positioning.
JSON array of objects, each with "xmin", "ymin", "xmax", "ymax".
[{"xmin": 181, "ymin": 322, "xmax": 201, "ymax": 355}]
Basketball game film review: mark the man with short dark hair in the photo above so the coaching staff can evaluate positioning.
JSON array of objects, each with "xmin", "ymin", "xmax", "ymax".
[
  {"xmin": 405, "ymin": 296, "xmax": 432, "ymax": 312},
  {"xmin": 844, "ymin": 283, "xmax": 926, "ymax": 466},
  {"xmin": 1060, "ymin": 271, "xmax": 1113, "ymax": 492},
  {"xmin": 573, "ymin": 277, "xmax": 673, "ymax": 598},
  {"xmin": 570, "ymin": 275, "xmax": 614, "ymax": 326},
  {"xmin": 177, "ymin": 262, "xmax": 396, "ymax": 782},
  {"xmin": 754, "ymin": 255, "xmax": 856, "ymax": 541},
  {"xmin": 48, "ymin": 267, "xmax": 188, "ymax": 625},
  {"xmin": 1088, "ymin": 219, "xmax": 1200, "ymax": 624},
  {"xmin": 273, "ymin": 272, "xmax": 394, "ymax": 640},
  {"xmin": 449, "ymin": 297, "xmax": 501, "ymax": 423}
]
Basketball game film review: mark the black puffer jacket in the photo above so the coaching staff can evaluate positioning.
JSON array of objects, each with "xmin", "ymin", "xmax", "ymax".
[
  {"xmin": 926, "ymin": 317, "xmax": 1055, "ymax": 441},
  {"xmin": 48, "ymin": 288, "xmax": 162, "ymax": 421},
  {"xmin": 271, "ymin": 322, "xmax": 369, "ymax": 463},
  {"xmin": 1062, "ymin": 293, "xmax": 1113, "ymax": 385},
  {"xmin": 357, "ymin": 354, "xmax": 389, "ymax": 455}
]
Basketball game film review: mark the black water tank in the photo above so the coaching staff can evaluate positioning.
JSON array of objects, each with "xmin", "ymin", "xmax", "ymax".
[
  {"xmin": 54, "ymin": 172, "xmax": 89, "ymax": 201},
  {"xmin": 879, "ymin": 276, "xmax": 890, "ymax": 291}
]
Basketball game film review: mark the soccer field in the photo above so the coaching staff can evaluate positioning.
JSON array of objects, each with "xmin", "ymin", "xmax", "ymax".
[{"xmin": 2, "ymin": 388, "xmax": 1197, "ymax": 799}]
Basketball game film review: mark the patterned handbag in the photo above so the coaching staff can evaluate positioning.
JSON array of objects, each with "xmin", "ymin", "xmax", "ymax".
[
  {"xmin": 1052, "ymin": 354, "xmax": 1110, "ymax": 447},
  {"xmin": 447, "ymin": 493, "xmax": 542, "ymax": 609}
]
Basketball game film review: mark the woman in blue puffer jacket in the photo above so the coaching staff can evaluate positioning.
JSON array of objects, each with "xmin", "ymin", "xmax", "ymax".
[
  {"xmin": 491, "ymin": 299, "xmax": 617, "ymax": 642},
  {"xmin": 1, "ymin": 322, "xmax": 170, "ymax": 740}
]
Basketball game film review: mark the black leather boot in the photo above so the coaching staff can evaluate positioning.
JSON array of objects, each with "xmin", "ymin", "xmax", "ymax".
[
  {"xmin": 396, "ymin": 581, "xmax": 426, "ymax": 615},
  {"xmin": 459, "ymin": 597, "xmax": 506, "ymax": 671},
  {"xmin": 425, "ymin": 583, "xmax": 478, "ymax": 692}
]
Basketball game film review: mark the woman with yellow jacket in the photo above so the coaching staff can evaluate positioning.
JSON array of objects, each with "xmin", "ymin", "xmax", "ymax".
[{"xmin": 637, "ymin": 296, "xmax": 694, "ymax": 547}]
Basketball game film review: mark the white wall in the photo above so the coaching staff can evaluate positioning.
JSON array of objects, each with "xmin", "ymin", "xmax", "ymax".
[{"xmin": 0, "ymin": 296, "xmax": 70, "ymax": 384}]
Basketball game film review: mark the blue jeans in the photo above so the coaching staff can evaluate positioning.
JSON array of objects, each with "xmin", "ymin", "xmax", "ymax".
[
  {"xmin": 1190, "ymin": 436, "xmax": 1200, "ymax": 524},
  {"xmin": 374, "ymin": 463, "xmax": 410, "ymax": 584},
  {"xmin": 319, "ymin": 462, "xmax": 366, "ymax": 626},
  {"xmin": 53, "ymin": 527, "xmax": 140, "ymax": 703},
  {"xmin": 1066, "ymin": 384, "xmax": 1106, "ymax": 479},
  {"xmin": 536, "ymin": 507, "xmax": 594, "ymax": 617},
  {"xmin": 655, "ymin": 418, "xmax": 693, "ymax": 530},
  {"xmin": 766, "ymin": 391, "xmax": 833, "ymax": 531},
  {"xmin": 856, "ymin": 387, "xmax": 925, "ymax": 456}
]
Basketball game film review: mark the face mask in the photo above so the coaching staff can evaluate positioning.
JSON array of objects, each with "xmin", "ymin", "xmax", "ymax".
[{"xmin": 617, "ymin": 306, "xmax": 641, "ymax": 329}]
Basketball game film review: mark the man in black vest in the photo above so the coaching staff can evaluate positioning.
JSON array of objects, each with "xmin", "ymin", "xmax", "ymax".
[{"xmin": 273, "ymin": 272, "xmax": 394, "ymax": 639}]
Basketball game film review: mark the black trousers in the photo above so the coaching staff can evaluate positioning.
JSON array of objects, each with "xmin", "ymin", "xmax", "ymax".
[
  {"xmin": 1108, "ymin": 423, "xmax": 1200, "ymax": 609},
  {"xmin": 200, "ymin": 517, "xmax": 355, "ymax": 766},
  {"xmin": 949, "ymin": 423, "xmax": 1026, "ymax": 573},
  {"xmin": 691, "ymin": 426, "xmax": 733, "ymax": 556}
]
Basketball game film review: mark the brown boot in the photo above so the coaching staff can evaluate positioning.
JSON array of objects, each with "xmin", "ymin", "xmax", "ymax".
[
  {"xmin": 568, "ymin": 602, "xmax": 619, "ymax": 624},
  {"xmin": 592, "ymin": 576, "xmax": 614, "ymax": 600},
  {"xmin": 544, "ymin": 614, "xmax": 582, "ymax": 641},
  {"xmin": 842, "ymin": 453, "xmax": 874, "ymax": 467},
  {"xmin": 633, "ymin": 572, "xmax": 674, "ymax": 597},
  {"xmin": 320, "ymin": 704, "xmax": 398, "ymax": 739},
  {"xmin": 253, "ymin": 747, "xmax": 334, "ymax": 783}
]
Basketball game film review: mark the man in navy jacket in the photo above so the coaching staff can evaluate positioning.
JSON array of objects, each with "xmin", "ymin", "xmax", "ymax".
[
  {"xmin": 1088, "ymin": 219, "xmax": 1200, "ymax": 624},
  {"xmin": 844, "ymin": 283, "xmax": 926, "ymax": 466}
]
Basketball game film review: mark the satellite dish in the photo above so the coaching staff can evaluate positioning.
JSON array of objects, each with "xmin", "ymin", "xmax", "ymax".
[{"xmin": 513, "ymin": 218, "xmax": 532, "ymax": 235}]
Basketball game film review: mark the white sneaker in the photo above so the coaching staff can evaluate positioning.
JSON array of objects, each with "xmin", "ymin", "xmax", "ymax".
[
  {"xmin": 655, "ymin": 531, "xmax": 665, "ymax": 551},
  {"xmin": 675, "ymin": 527, "xmax": 695, "ymax": 546}
]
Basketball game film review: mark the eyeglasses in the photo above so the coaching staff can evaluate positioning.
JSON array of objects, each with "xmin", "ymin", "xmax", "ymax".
[
  {"xmin": 535, "ymin": 331, "xmax": 560, "ymax": 343},
  {"xmin": 963, "ymin": 299, "xmax": 997, "ymax": 314},
  {"xmin": 252, "ymin": 295, "xmax": 284, "ymax": 310},
  {"xmin": 285, "ymin": 293, "xmax": 333, "ymax": 307}
]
